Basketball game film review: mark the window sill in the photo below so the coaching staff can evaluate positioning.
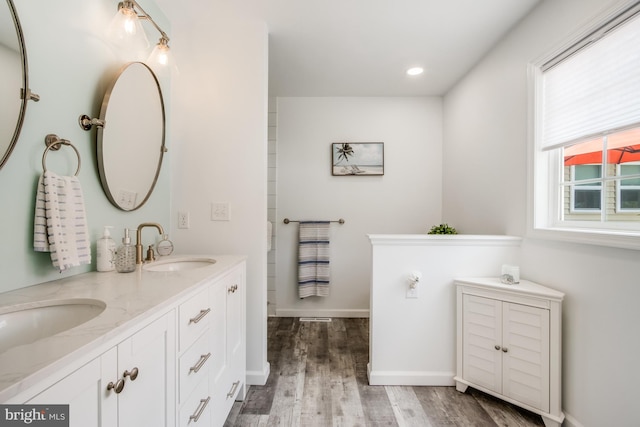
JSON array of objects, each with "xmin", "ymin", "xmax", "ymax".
[{"xmin": 527, "ymin": 226, "xmax": 640, "ymax": 251}]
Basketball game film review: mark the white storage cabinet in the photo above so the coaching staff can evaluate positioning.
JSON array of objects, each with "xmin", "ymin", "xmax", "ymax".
[{"xmin": 454, "ymin": 278, "xmax": 564, "ymax": 427}]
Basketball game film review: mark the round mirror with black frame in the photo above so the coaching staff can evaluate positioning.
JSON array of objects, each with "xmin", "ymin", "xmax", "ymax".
[
  {"xmin": 0, "ymin": 0, "xmax": 38, "ymax": 170},
  {"xmin": 97, "ymin": 62, "xmax": 166, "ymax": 211}
]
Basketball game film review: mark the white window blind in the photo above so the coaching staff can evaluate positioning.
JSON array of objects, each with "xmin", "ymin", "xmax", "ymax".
[{"xmin": 542, "ymin": 10, "xmax": 640, "ymax": 150}]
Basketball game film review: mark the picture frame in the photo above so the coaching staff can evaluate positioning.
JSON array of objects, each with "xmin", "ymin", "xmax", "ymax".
[{"xmin": 332, "ymin": 142, "xmax": 384, "ymax": 176}]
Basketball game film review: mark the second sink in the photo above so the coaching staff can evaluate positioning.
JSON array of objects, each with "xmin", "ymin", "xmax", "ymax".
[{"xmin": 143, "ymin": 257, "xmax": 216, "ymax": 272}]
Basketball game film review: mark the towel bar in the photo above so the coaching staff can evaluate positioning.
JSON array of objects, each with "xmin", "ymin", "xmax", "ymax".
[{"xmin": 283, "ymin": 218, "xmax": 345, "ymax": 224}]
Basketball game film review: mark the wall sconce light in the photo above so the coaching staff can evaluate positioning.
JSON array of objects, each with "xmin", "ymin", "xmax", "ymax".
[{"xmin": 108, "ymin": 0, "xmax": 173, "ymax": 68}]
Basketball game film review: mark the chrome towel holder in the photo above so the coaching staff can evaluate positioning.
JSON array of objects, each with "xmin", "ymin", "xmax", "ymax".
[
  {"xmin": 42, "ymin": 134, "xmax": 81, "ymax": 176},
  {"xmin": 283, "ymin": 218, "xmax": 345, "ymax": 224}
]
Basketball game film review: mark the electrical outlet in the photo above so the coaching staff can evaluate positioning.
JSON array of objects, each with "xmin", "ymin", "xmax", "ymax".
[
  {"xmin": 178, "ymin": 211, "xmax": 190, "ymax": 229},
  {"xmin": 211, "ymin": 202, "xmax": 230, "ymax": 221},
  {"xmin": 406, "ymin": 286, "xmax": 419, "ymax": 299},
  {"xmin": 117, "ymin": 190, "xmax": 137, "ymax": 211}
]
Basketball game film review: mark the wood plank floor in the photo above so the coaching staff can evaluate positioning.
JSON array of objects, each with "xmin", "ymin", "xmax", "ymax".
[{"xmin": 225, "ymin": 317, "xmax": 545, "ymax": 427}]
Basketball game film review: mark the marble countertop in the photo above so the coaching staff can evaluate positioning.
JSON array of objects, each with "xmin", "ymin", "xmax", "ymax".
[{"xmin": 0, "ymin": 254, "xmax": 246, "ymax": 402}]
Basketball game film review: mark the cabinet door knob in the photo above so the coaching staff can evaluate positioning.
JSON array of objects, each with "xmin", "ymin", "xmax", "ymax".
[
  {"xmin": 494, "ymin": 345, "xmax": 501, "ymax": 351},
  {"xmin": 501, "ymin": 347, "xmax": 508, "ymax": 353},
  {"xmin": 124, "ymin": 367, "xmax": 139, "ymax": 381},
  {"xmin": 107, "ymin": 378, "xmax": 125, "ymax": 394}
]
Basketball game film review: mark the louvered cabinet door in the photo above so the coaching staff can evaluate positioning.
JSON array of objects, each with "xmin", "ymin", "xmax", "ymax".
[
  {"xmin": 462, "ymin": 294, "xmax": 503, "ymax": 394},
  {"xmin": 502, "ymin": 301, "xmax": 550, "ymax": 412}
]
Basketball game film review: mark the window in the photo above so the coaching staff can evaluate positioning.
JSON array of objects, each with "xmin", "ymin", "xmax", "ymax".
[
  {"xmin": 618, "ymin": 163, "xmax": 640, "ymax": 212},
  {"xmin": 531, "ymin": 3, "xmax": 640, "ymax": 247},
  {"xmin": 570, "ymin": 164, "xmax": 602, "ymax": 212}
]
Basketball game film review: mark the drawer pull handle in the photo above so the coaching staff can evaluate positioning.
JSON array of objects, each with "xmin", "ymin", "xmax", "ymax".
[
  {"xmin": 189, "ymin": 396, "xmax": 211, "ymax": 422},
  {"xmin": 107, "ymin": 378, "xmax": 125, "ymax": 394},
  {"xmin": 189, "ymin": 308, "xmax": 211, "ymax": 324},
  {"xmin": 190, "ymin": 353, "xmax": 212, "ymax": 374},
  {"xmin": 124, "ymin": 367, "xmax": 139, "ymax": 381},
  {"xmin": 226, "ymin": 380, "xmax": 240, "ymax": 399}
]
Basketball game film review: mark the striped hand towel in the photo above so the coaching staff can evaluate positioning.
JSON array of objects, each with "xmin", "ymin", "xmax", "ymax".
[
  {"xmin": 298, "ymin": 221, "xmax": 330, "ymax": 298},
  {"xmin": 34, "ymin": 171, "xmax": 91, "ymax": 272}
]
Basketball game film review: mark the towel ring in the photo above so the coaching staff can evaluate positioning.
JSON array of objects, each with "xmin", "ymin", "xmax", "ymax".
[{"xmin": 42, "ymin": 134, "xmax": 81, "ymax": 176}]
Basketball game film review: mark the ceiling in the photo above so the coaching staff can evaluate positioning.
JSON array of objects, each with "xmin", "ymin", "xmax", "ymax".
[{"xmin": 162, "ymin": 0, "xmax": 541, "ymax": 97}]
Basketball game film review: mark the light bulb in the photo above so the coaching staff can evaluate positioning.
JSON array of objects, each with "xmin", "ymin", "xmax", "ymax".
[
  {"xmin": 107, "ymin": 3, "xmax": 149, "ymax": 49},
  {"xmin": 147, "ymin": 38, "xmax": 172, "ymax": 68}
]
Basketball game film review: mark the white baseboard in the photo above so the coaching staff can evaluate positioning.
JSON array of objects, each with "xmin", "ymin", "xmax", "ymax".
[
  {"xmin": 563, "ymin": 412, "xmax": 584, "ymax": 427},
  {"xmin": 275, "ymin": 308, "xmax": 369, "ymax": 318},
  {"xmin": 367, "ymin": 363, "xmax": 455, "ymax": 386},
  {"xmin": 246, "ymin": 362, "xmax": 270, "ymax": 386}
]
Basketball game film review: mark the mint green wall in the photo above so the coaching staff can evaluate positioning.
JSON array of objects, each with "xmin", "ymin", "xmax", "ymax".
[{"xmin": 0, "ymin": 0, "xmax": 171, "ymax": 293}]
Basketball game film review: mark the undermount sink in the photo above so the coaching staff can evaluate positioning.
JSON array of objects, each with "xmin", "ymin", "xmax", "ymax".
[
  {"xmin": 143, "ymin": 257, "xmax": 216, "ymax": 272},
  {"xmin": 0, "ymin": 298, "xmax": 106, "ymax": 354}
]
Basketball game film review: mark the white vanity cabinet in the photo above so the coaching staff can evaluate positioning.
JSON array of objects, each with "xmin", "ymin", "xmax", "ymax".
[
  {"xmin": 1, "ymin": 256, "xmax": 248, "ymax": 427},
  {"xmin": 177, "ymin": 262, "xmax": 247, "ymax": 427},
  {"xmin": 454, "ymin": 278, "xmax": 564, "ymax": 427},
  {"xmin": 210, "ymin": 265, "xmax": 246, "ymax": 427},
  {"xmin": 177, "ymin": 286, "xmax": 212, "ymax": 427},
  {"xmin": 27, "ymin": 312, "xmax": 175, "ymax": 427}
]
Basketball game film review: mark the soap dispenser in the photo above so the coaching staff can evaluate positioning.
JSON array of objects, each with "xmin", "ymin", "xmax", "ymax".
[
  {"xmin": 115, "ymin": 228, "xmax": 136, "ymax": 273},
  {"xmin": 97, "ymin": 226, "xmax": 116, "ymax": 272}
]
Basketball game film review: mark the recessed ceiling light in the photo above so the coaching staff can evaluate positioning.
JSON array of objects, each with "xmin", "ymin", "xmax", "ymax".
[{"xmin": 406, "ymin": 67, "xmax": 424, "ymax": 76}]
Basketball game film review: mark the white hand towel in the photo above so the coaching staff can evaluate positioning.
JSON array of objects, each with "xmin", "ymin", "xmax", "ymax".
[{"xmin": 34, "ymin": 171, "xmax": 91, "ymax": 272}]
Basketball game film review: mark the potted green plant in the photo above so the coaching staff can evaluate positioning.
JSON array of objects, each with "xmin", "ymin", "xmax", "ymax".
[{"xmin": 427, "ymin": 223, "xmax": 458, "ymax": 235}]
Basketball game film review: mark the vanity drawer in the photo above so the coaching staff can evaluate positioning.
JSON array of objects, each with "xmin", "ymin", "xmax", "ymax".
[
  {"xmin": 179, "ymin": 332, "xmax": 211, "ymax": 404},
  {"xmin": 179, "ymin": 376, "xmax": 211, "ymax": 427},
  {"xmin": 178, "ymin": 287, "xmax": 210, "ymax": 352}
]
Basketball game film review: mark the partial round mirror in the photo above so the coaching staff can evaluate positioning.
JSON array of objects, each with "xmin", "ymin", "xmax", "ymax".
[
  {"xmin": 0, "ymin": 0, "xmax": 29, "ymax": 169},
  {"xmin": 97, "ymin": 62, "xmax": 166, "ymax": 211}
]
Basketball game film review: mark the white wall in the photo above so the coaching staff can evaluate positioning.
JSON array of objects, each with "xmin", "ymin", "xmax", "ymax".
[
  {"xmin": 276, "ymin": 97, "xmax": 443, "ymax": 317},
  {"xmin": 443, "ymin": 0, "xmax": 640, "ymax": 425},
  {"xmin": 368, "ymin": 235, "xmax": 521, "ymax": 386},
  {"xmin": 1, "ymin": 0, "xmax": 170, "ymax": 294},
  {"xmin": 162, "ymin": 1, "xmax": 270, "ymax": 385}
]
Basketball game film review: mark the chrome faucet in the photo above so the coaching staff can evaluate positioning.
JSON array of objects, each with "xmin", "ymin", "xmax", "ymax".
[{"xmin": 136, "ymin": 222, "xmax": 165, "ymax": 264}]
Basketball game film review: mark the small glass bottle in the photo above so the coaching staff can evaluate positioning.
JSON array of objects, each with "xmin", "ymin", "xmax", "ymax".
[
  {"xmin": 115, "ymin": 228, "xmax": 136, "ymax": 273},
  {"xmin": 156, "ymin": 234, "xmax": 174, "ymax": 256}
]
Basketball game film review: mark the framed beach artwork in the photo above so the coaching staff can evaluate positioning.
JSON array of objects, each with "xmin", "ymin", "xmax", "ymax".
[{"xmin": 332, "ymin": 142, "xmax": 384, "ymax": 176}]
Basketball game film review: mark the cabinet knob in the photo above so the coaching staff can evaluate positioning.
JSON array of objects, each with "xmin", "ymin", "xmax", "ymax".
[
  {"xmin": 124, "ymin": 367, "xmax": 139, "ymax": 381},
  {"xmin": 494, "ymin": 345, "xmax": 501, "ymax": 351},
  {"xmin": 107, "ymin": 378, "xmax": 125, "ymax": 394},
  {"xmin": 501, "ymin": 347, "xmax": 508, "ymax": 353}
]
